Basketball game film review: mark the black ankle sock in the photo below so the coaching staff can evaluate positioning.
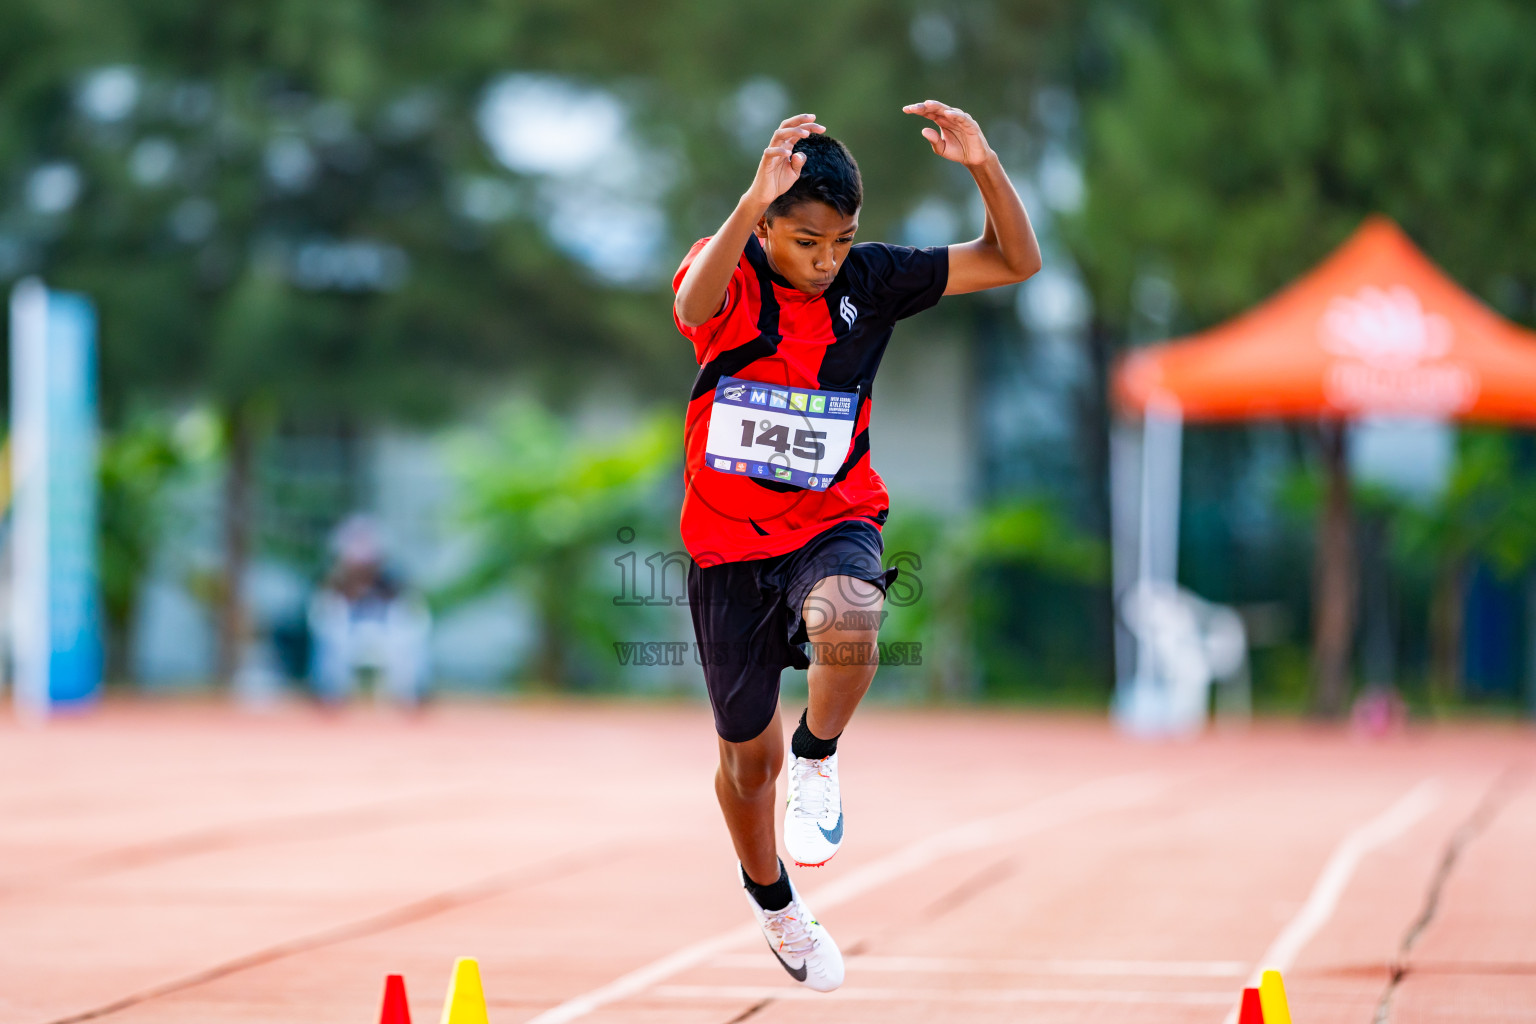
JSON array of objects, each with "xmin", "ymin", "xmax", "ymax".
[
  {"xmin": 791, "ymin": 709, "xmax": 839, "ymax": 760},
  {"xmin": 742, "ymin": 859, "xmax": 792, "ymax": 912}
]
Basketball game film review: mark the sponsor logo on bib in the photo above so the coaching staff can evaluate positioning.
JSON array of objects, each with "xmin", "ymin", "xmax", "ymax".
[{"xmin": 704, "ymin": 375, "xmax": 859, "ymax": 493}]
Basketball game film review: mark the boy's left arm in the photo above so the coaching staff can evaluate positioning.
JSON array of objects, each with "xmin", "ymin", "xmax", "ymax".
[{"xmin": 903, "ymin": 100, "xmax": 1043, "ymax": 295}]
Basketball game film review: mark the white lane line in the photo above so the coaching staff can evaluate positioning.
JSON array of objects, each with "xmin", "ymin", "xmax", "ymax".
[
  {"xmin": 1220, "ymin": 778, "xmax": 1443, "ymax": 1024},
  {"xmin": 653, "ymin": 984, "xmax": 1233, "ymax": 1005},
  {"xmin": 709, "ymin": 954, "xmax": 1247, "ymax": 977},
  {"xmin": 524, "ymin": 772, "xmax": 1169, "ymax": 1024}
]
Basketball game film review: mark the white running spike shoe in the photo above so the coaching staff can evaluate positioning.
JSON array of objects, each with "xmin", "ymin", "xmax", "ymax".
[
  {"xmin": 739, "ymin": 864, "xmax": 845, "ymax": 992},
  {"xmin": 785, "ymin": 752, "xmax": 843, "ymax": 867}
]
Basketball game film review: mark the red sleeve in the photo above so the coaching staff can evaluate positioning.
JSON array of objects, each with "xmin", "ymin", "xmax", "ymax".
[{"xmin": 672, "ymin": 237, "xmax": 751, "ymax": 363}]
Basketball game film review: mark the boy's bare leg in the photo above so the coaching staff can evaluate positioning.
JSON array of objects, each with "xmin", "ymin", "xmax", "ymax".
[
  {"xmin": 716, "ymin": 707, "xmax": 784, "ymax": 885},
  {"xmin": 803, "ymin": 575, "xmax": 885, "ymax": 740},
  {"xmin": 716, "ymin": 575, "xmax": 883, "ymax": 884}
]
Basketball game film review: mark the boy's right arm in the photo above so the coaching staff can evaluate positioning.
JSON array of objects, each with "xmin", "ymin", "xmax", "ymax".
[{"xmin": 673, "ymin": 114, "xmax": 824, "ymax": 328}]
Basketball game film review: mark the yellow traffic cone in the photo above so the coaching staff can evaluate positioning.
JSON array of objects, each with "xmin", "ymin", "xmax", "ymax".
[
  {"xmin": 1259, "ymin": 969, "xmax": 1293, "ymax": 1024},
  {"xmin": 439, "ymin": 957, "xmax": 490, "ymax": 1024}
]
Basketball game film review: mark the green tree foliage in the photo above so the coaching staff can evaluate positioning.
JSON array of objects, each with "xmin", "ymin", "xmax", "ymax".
[
  {"xmin": 882, "ymin": 499, "xmax": 1107, "ymax": 699},
  {"xmin": 0, "ymin": 2, "xmax": 650, "ymax": 419},
  {"xmin": 1071, "ymin": 0, "xmax": 1536, "ymax": 711},
  {"xmin": 1394, "ymin": 432, "xmax": 1536, "ymax": 699},
  {"xmin": 1, "ymin": 0, "xmax": 1073, "ymax": 690},
  {"xmin": 0, "ymin": 0, "xmax": 668, "ymax": 682},
  {"xmin": 3, "ymin": 0, "xmax": 1077, "ymax": 416},
  {"xmin": 479, "ymin": 0, "xmax": 1070, "ymax": 245},
  {"xmin": 443, "ymin": 399, "xmax": 680, "ymax": 688},
  {"xmin": 97, "ymin": 408, "xmax": 220, "ymax": 679},
  {"xmin": 1071, "ymin": 0, "xmax": 1536, "ymax": 327}
]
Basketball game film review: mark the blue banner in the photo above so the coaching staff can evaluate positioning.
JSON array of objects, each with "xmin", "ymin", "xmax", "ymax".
[
  {"xmin": 45, "ymin": 293, "xmax": 102, "ymax": 705},
  {"xmin": 10, "ymin": 281, "xmax": 101, "ymax": 715}
]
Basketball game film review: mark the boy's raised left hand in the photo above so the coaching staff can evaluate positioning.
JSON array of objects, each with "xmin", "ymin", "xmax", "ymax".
[{"xmin": 902, "ymin": 100, "xmax": 994, "ymax": 168}]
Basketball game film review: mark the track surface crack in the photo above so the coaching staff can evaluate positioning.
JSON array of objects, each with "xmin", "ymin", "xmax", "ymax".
[
  {"xmin": 0, "ymin": 789, "xmax": 474, "ymax": 898},
  {"xmin": 36, "ymin": 843, "xmax": 619, "ymax": 1024},
  {"xmin": 721, "ymin": 999, "xmax": 774, "ymax": 1023},
  {"xmin": 1372, "ymin": 766, "xmax": 1527, "ymax": 1023}
]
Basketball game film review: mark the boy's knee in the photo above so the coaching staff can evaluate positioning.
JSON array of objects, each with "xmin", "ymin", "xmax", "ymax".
[
  {"xmin": 719, "ymin": 746, "xmax": 779, "ymax": 796},
  {"xmin": 803, "ymin": 576, "xmax": 886, "ymax": 641},
  {"xmin": 807, "ymin": 634, "xmax": 882, "ymax": 681}
]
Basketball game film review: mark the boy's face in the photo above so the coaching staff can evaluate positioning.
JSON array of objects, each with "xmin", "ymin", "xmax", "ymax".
[{"xmin": 755, "ymin": 200, "xmax": 859, "ymax": 296}]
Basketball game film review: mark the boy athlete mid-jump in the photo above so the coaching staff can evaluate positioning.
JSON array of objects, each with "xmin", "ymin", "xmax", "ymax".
[{"xmin": 672, "ymin": 101, "xmax": 1041, "ymax": 991}]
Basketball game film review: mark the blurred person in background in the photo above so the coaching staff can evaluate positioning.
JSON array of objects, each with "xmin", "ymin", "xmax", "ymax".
[{"xmin": 308, "ymin": 515, "xmax": 432, "ymax": 707}]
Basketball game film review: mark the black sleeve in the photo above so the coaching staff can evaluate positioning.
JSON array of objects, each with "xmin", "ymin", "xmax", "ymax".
[{"xmin": 854, "ymin": 242, "xmax": 949, "ymax": 321}]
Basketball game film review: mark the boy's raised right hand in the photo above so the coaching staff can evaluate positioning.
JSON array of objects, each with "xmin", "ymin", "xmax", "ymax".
[
  {"xmin": 676, "ymin": 116, "xmax": 824, "ymax": 327},
  {"xmin": 744, "ymin": 114, "xmax": 825, "ymax": 208}
]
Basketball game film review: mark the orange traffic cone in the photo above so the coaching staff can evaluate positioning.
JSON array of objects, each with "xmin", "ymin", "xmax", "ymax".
[
  {"xmin": 1237, "ymin": 986, "xmax": 1265, "ymax": 1024},
  {"xmin": 379, "ymin": 974, "xmax": 412, "ymax": 1024}
]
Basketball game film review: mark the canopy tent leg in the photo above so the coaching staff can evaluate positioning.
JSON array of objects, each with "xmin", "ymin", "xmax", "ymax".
[
  {"xmin": 1528, "ymin": 573, "xmax": 1536, "ymax": 719},
  {"xmin": 1111, "ymin": 402, "xmax": 1183, "ymax": 733},
  {"xmin": 1109, "ymin": 421, "xmax": 1142, "ymax": 695},
  {"xmin": 1312, "ymin": 420, "xmax": 1358, "ymax": 717}
]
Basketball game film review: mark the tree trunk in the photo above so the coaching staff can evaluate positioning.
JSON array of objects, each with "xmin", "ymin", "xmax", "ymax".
[
  {"xmin": 1357, "ymin": 511, "xmax": 1397, "ymax": 691},
  {"xmin": 217, "ymin": 404, "xmax": 255, "ymax": 688},
  {"xmin": 104, "ymin": 618, "xmax": 132, "ymax": 687},
  {"xmin": 1311, "ymin": 421, "xmax": 1357, "ymax": 717},
  {"xmin": 931, "ymin": 559, "xmax": 974, "ymax": 702},
  {"xmin": 1081, "ymin": 316, "xmax": 1120, "ymax": 698},
  {"xmin": 1428, "ymin": 556, "xmax": 1466, "ymax": 703},
  {"xmin": 530, "ymin": 551, "xmax": 577, "ymax": 691}
]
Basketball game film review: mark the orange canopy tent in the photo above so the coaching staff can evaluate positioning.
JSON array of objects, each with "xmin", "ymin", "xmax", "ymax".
[
  {"xmin": 1115, "ymin": 216, "xmax": 1536, "ymax": 425},
  {"xmin": 1108, "ymin": 217, "xmax": 1536, "ymax": 728}
]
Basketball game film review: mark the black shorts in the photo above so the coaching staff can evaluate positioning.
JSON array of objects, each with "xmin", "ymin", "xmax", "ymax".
[{"xmin": 687, "ymin": 519, "xmax": 899, "ymax": 743}]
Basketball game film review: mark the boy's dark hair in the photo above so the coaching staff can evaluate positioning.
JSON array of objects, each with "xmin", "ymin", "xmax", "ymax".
[{"xmin": 767, "ymin": 134, "xmax": 862, "ymax": 220}]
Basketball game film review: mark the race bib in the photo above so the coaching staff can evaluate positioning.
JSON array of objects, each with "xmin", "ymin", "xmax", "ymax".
[{"xmin": 703, "ymin": 376, "xmax": 859, "ymax": 491}]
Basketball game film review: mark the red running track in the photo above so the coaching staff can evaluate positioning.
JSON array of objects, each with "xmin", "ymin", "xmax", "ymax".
[{"xmin": 0, "ymin": 701, "xmax": 1531, "ymax": 1023}]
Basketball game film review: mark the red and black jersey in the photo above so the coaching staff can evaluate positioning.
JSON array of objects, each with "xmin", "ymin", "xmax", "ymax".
[{"xmin": 673, "ymin": 233, "xmax": 948, "ymax": 565}]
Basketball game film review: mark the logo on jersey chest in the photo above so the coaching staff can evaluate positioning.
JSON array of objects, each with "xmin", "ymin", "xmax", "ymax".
[{"xmin": 838, "ymin": 296, "xmax": 858, "ymax": 330}]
